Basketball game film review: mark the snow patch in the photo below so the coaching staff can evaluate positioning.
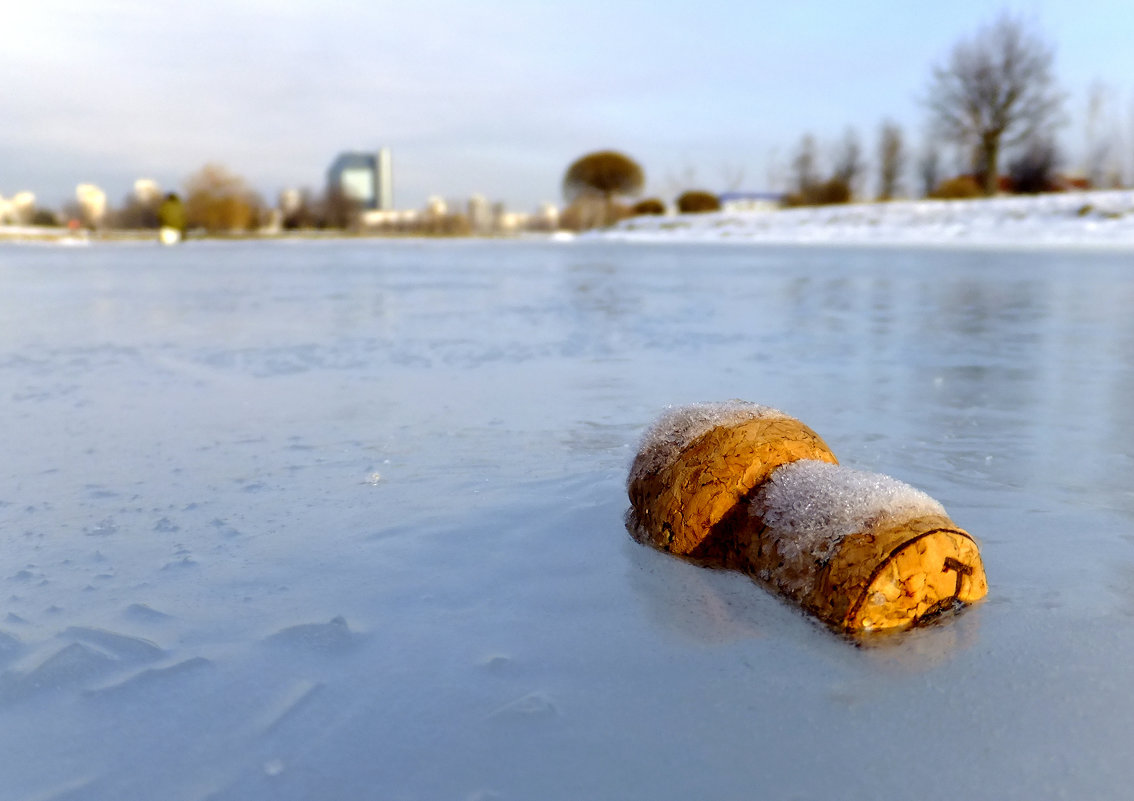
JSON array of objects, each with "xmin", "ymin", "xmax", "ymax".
[
  {"xmin": 752, "ymin": 460, "xmax": 946, "ymax": 567},
  {"xmin": 600, "ymin": 190, "xmax": 1134, "ymax": 248},
  {"xmin": 629, "ymin": 400, "xmax": 787, "ymax": 483}
]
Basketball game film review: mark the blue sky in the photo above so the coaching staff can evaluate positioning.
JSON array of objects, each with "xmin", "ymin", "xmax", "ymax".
[{"xmin": 3, "ymin": 0, "xmax": 1133, "ymax": 210}]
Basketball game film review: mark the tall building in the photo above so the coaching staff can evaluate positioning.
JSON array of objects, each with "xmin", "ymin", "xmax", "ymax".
[
  {"xmin": 133, "ymin": 179, "xmax": 162, "ymax": 206},
  {"xmin": 376, "ymin": 147, "xmax": 392, "ymax": 211},
  {"xmin": 1, "ymin": 192, "xmax": 36, "ymax": 225},
  {"xmin": 467, "ymin": 194, "xmax": 492, "ymax": 234},
  {"xmin": 76, "ymin": 184, "xmax": 108, "ymax": 227},
  {"xmin": 326, "ymin": 148, "xmax": 393, "ymax": 211}
]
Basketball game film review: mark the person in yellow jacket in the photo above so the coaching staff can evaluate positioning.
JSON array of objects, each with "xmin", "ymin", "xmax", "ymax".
[{"xmin": 157, "ymin": 193, "xmax": 186, "ymax": 244}]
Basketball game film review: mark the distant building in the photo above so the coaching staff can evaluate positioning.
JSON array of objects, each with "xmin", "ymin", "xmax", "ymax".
[
  {"xmin": 535, "ymin": 202, "xmax": 559, "ymax": 230},
  {"xmin": 76, "ymin": 183, "xmax": 108, "ymax": 227},
  {"xmin": 326, "ymin": 148, "xmax": 393, "ymax": 211},
  {"xmin": 133, "ymin": 179, "xmax": 162, "ymax": 206},
  {"xmin": 467, "ymin": 194, "xmax": 492, "ymax": 234},
  {"xmin": 278, "ymin": 188, "xmax": 303, "ymax": 217},
  {"xmin": 360, "ymin": 208, "xmax": 419, "ymax": 231},
  {"xmin": 1, "ymin": 192, "xmax": 37, "ymax": 225},
  {"xmin": 495, "ymin": 211, "xmax": 529, "ymax": 233}
]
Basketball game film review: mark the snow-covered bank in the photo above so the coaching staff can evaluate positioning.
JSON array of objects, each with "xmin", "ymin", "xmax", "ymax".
[{"xmin": 599, "ymin": 189, "xmax": 1134, "ymax": 248}]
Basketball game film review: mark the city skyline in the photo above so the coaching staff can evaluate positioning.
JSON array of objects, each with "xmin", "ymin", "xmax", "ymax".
[{"xmin": 5, "ymin": 1, "xmax": 1134, "ymax": 210}]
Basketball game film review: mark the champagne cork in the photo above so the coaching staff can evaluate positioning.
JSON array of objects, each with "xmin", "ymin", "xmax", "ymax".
[
  {"xmin": 626, "ymin": 401, "xmax": 837, "ymax": 562},
  {"xmin": 746, "ymin": 459, "xmax": 986, "ymax": 633},
  {"xmin": 627, "ymin": 404, "xmax": 987, "ymax": 635}
]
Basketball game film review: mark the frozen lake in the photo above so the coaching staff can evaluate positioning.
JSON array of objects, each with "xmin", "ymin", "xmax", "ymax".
[{"xmin": 2, "ymin": 239, "xmax": 1134, "ymax": 800}]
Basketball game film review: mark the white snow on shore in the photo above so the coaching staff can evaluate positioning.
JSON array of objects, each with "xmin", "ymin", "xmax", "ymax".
[{"xmin": 599, "ymin": 189, "xmax": 1134, "ymax": 248}]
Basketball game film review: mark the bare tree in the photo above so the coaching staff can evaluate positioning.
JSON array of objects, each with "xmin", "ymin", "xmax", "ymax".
[
  {"xmin": 1128, "ymin": 97, "xmax": 1134, "ymax": 187},
  {"xmin": 183, "ymin": 163, "xmax": 263, "ymax": 233},
  {"xmin": 925, "ymin": 12, "xmax": 1064, "ymax": 195},
  {"xmin": 876, "ymin": 120, "xmax": 905, "ymax": 200},
  {"xmin": 764, "ymin": 146, "xmax": 784, "ymax": 193},
  {"xmin": 1084, "ymin": 81, "xmax": 1124, "ymax": 188},
  {"xmin": 918, "ymin": 141, "xmax": 942, "ymax": 197},
  {"xmin": 784, "ymin": 133, "xmax": 854, "ymax": 207},
  {"xmin": 114, "ymin": 192, "xmax": 161, "ymax": 229},
  {"xmin": 790, "ymin": 134, "xmax": 819, "ymax": 198},
  {"xmin": 719, "ymin": 163, "xmax": 745, "ymax": 192},
  {"xmin": 323, "ymin": 185, "xmax": 361, "ymax": 230},
  {"xmin": 832, "ymin": 127, "xmax": 864, "ymax": 193},
  {"xmin": 663, "ymin": 163, "xmax": 698, "ymax": 200}
]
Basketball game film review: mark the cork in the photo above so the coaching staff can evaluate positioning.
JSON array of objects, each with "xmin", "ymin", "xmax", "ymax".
[
  {"xmin": 746, "ymin": 459, "xmax": 987, "ymax": 633},
  {"xmin": 626, "ymin": 401, "xmax": 837, "ymax": 563},
  {"xmin": 627, "ymin": 404, "xmax": 988, "ymax": 635}
]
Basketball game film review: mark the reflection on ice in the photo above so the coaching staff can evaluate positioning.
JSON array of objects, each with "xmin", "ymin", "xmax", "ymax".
[{"xmin": 623, "ymin": 538, "xmax": 767, "ymax": 644}]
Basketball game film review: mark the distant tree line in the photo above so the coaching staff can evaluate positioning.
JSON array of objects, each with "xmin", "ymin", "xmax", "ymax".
[
  {"xmin": 561, "ymin": 11, "xmax": 1089, "ymax": 230},
  {"xmin": 44, "ymin": 163, "xmax": 481, "ymax": 237},
  {"xmin": 784, "ymin": 12, "xmax": 1068, "ymax": 204}
]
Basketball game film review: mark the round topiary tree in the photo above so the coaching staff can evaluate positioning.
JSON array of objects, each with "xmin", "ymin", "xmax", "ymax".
[
  {"xmin": 562, "ymin": 151, "xmax": 644, "ymax": 228},
  {"xmin": 676, "ymin": 190, "xmax": 721, "ymax": 214}
]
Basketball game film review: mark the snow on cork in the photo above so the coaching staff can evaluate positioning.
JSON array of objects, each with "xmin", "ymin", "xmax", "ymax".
[
  {"xmin": 750, "ymin": 459, "xmax": 946, "ymax": 567},
  {"xmin": 628, "ymin": 401, "xmax": 788, "ymax": 483}
]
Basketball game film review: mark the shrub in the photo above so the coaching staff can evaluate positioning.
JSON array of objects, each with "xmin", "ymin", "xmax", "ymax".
[
  {"xmin": 812, "ymin": 178, "xmax": 851, "ymax": 205},
  {"xmin": 929, "ymin": 176, "xmax": 983, "ymax": 199},
  {"xmin": 183, "ymin": 163, "xmax": 263, "ymax": 233},
  {"xmin": 115, "ymin": 196, "xmax": 161, "ymax": 229},
  {"xmin": 781, "ymin": 178, "xmax": 851, "ymax": 207},
  {"xmin": 31, "ymin": 209, "xmax": 59, "ymax": 227},
  {"xmin": 676, "ymin": 190, "xmax": 721, "ymax": 214},
  {"xmin": 1009, "ymin": 139, "xmax": 1061, "ymax": 194},
  {"xmin": 418, "ymin": 213, "xmax": 472, "ymax": 237},
  {"xmin": 631, "ymin": 198, "xmax": 666, "ymax": 216},
  {"xmin": 30, "ymin": 207, "xmax": 58, "ymax": 225}
]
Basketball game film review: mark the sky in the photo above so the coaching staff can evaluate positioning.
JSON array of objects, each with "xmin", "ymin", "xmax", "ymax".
[{"xmin": 4, "ymin": 0, "xmax": 1134, "ymax": 211}]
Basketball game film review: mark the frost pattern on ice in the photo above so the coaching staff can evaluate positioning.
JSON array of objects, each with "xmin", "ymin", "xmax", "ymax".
[
  {"xmin": 630, "ymin": 400, "xmax": 787, "ymax": 483},
  {"xmin": 751, "ymin": 460, "xmax": 945, "ymax": 587},
  {"xmin": 264, "ymin": 616, "xmax": 356, "ymax": 652}
]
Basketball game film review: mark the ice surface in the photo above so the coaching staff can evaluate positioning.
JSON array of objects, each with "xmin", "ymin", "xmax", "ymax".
[
  {"xmin": 0, "ymin": 631, "xmax": 21, "ymax": 666},
  {"xmin": 628, "ymin": 400, "xmax": 786, "ymax": 483},
  {"xmin": 4, "ymin": 240, "xmax": 1134, "ymax": 800},
  {"xmin": 752, "ymin": 459, "xmax": 947, "ymax": 564}
]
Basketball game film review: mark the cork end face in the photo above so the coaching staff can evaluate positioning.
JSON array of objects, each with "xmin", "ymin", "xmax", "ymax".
[{"xmin": 845, "ymin": 529, "xmax": 987, "ymax": 634}]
